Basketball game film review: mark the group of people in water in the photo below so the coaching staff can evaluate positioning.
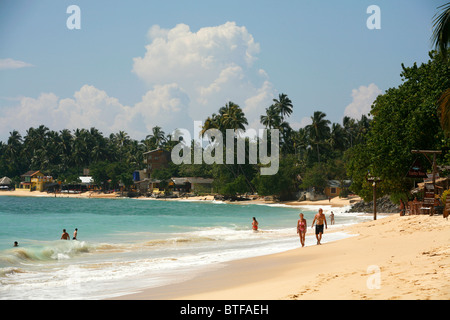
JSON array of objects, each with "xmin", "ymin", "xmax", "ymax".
[
  {"xmin": 13, "ymin": 228, "xmax": 78, "ymax": 247},
  {"xmin": 61, "ymin": 228, "xmax": 78, "ymax": 240},
  {"xmin": 16, "ymin": 210, "xmax": 333, "ymax": 248},
  {"xmin": 252, "ymin": 208, "xmax": 334, "ymax": 247}
]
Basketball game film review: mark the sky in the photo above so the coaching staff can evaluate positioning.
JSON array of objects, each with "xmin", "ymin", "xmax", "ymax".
[{"xmin": 0, "ymin": 0, "xmax": 447, "ymax": 142}]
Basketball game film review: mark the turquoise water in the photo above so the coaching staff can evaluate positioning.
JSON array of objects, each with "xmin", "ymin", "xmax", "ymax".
[{"xmin": 0, "ymin": 196, "xmax": 367, "ymax": 299}]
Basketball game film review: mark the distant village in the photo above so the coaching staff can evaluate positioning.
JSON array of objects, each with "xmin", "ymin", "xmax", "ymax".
[
  {"xmin": 0, "ymin": 148, "xmax": 216, "ymax": 198},
  {"xmin": 0, "ymin": 146, "xmax": 353, "ymax": 201}
]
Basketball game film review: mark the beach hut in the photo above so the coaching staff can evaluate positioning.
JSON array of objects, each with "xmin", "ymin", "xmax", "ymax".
[
  {"xmin": 169, "ymin": 177, "xmax": 214, "ymax": 193},
  {"xmin": 324, "ymin": 180, "xmax": 351, "ymax": 198},
  {"xmin": 0, "ymin": 176, "xmax": 12, "ymax": 190}
]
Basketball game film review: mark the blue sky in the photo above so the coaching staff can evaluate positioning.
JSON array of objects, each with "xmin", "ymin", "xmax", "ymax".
[{"xmin": 0, "ymin": 0, "xmax": 446, "ymax": 142}]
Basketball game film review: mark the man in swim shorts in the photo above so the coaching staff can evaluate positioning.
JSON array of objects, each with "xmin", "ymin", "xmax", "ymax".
[{"xmin": 311, "ymin": 208, "xmax": 327, "ymax": 245}]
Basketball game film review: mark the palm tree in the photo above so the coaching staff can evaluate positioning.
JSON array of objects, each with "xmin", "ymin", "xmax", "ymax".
[
  {"xmin": 431, "ymin": 3, "xmax": 450, "ymax": 135},
  {"xmin": 201, "ymin": 114, "xmax": 220, "ymax": 141},
  {"xmin": 145, "ymin": 126, "xmax": 166, "ymax": 149},
  {"xmin": 327, "ymin": 123, "xmax": 345, "ymax": 152},
  {"xmin": 273, "ymin": 93, "xmax": 293, "ymax": 121},
  {"xmin": 432, "ymin": 2, "xmax": 450, "ymax": 58},
  {"xmin": 260, "ymin": 105, "xmax": 281, "ymax": 129},
  {"xmin": 438, "ymin": 88, "xmax": 450, "ymax": 136},
  {"xmin": 6, "ymin": 130, "xmax": 23, "ymax": 161},
  {"xmin": 305, "ymin": 111, "xmax": 330, "ymax": 163},
  {"xmin": 342, "ymin": 116, "xmax": 356, "ymax": 149},
  {"xmin": 218, "ymin": 101, "xmax": 248, "ymax": 132}
]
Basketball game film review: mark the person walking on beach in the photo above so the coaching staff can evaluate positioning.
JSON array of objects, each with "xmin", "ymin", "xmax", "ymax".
[
  {"xmin": 297, "ymin": 213, "xmax": 307, "ymax": 247},
  {"xmin": 61, "ymin": 229, "xmax": 70, "ymax": 240},
  {"xmin": 73, "ymin": 228, "xmax": 78, "ymax": 240},
  {"xmin": 330, "ymin": 211, "xmax": 335, "ymax": 225},
  {"xmin": 252, "ymin": 217, "xmax": 259, "ymax": 233},
  {"xmin": 311, "ymin": 208, "xmax": 327, "ymax": 245}
]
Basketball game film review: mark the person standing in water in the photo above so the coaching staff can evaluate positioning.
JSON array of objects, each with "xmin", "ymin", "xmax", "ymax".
[
  {"xmin": 311, "ymin": 208, "xmax": 327, "ymax": 245},
  {"xmin": 330, "ymin": 211, "xmax": 335, "ymax": 225},
  {"xmin": 252, "ymin": 217, "xmax": 259, "ymax": 232},
  {"xmin": 297, "ymin": 213, "xmax": 307, "ymax": 247},
  {"xmin": 73, "ymin": 228, "xmax": 78, "ymax": 240},
  {"xmin": 61, "ymin": 229, "xmax": 70, "ymax": 240}
]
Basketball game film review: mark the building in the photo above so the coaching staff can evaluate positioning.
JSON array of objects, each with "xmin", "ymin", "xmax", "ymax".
[
  {"xmin": 324, "ymin": 180, "xmax": 351, "ymax": 198},
  {"xmin": 19, "ymin": 170, "xmax": 54, "ymax": 192},
  {"xmin": 142, "ymin": 148, "xmax": 171, "ymax": 179},
  {"xmin": 0, "ymin": 177, "xmax": 12, "ymax": 190},
  {"xmin": 169, "ymin": 177, "xmax": 214, "ymax": 193}
]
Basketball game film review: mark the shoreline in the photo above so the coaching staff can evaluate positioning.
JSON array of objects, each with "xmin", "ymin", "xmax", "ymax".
[
  {"xmin": 113, "ymin": 214, "xmax": 449, "ymax": 300},
  {"xmin": 0, "ymin": 189, "xmax": 361, "ymax": 208},
  {"xmin": 2, "ymin": 189, "xmax": 447, "ymax": 300}
]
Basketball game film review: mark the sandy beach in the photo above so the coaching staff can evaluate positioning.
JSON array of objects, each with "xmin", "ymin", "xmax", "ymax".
[
  {"xmin": 2, "ymin": 190, "xmax": 448, "ymax": 300},
  {"xmin": 0, "ymin": 189, "xmax": 360, "ymax": 206},
  {"xmin": 0, "ymin": 189, "xmax": 121, "ymax": 199},
  {"xmin": 115, "ymin": 214, "xmax": 449, "ymax": 300}
]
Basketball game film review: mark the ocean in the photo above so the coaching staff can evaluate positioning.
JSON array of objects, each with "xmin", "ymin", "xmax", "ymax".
[{"xmin": 0, "ymin": 196, "xmax": 369, "ymax": 300}]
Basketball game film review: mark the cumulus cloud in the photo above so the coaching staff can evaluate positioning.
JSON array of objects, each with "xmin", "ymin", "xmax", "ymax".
[
  {"xmin": 0, "ymin": 58, "xmax": 33, "ymax": 70},
  {"xmin": 132, "ymin": 22, "xmax": 273, "ymax": 127},
  {"xmin": 344, "ymin": 83, "xmax": 382, "ymax": 119},
  {"xmin": 0, "ymin": 22, "xmax": 276, "ymax": 141},
  {"xmin": 0, "ymin": 86, "xmax": 130, "ymax": 138}
]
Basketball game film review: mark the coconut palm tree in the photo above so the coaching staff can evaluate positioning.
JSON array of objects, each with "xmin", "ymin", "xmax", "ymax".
[
  {"xmin": 305, "ymin": 111, "xmax": 330, "ymax": 163},
  {"xmin": 438, "ymin": 88, "xmax": 450, "ymax": 136},
  {"xmin": 432, "ymin": 2, "xmax": 450, "ymax": 57},
  {"xmin": 218, "ymin": 101, "xmax": 248, "ymax": 132},
  {"xmin": 431, "ymin": 3, "xmax": 450, "ymax": 135},
  {"xmin": 260, "ymin": 105, "xmax": 281, "ymax": 129},
  {"xmin": 146, "ymin": 126, "xmax": 166, "ymax": 149},
  {"xmin": 273, "ymin": 93, "xmax": 293, "ymax": 121},
  {"xmin": 327, "ymin": 123, "xmax": 346, "ymax": 152}
]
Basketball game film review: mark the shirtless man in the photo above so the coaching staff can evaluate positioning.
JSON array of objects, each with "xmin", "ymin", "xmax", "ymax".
[
  {"xmin": 61, "ymin": 229, "xmax": 70, "ymax": 240},
  {"xmin": 311, "ymin": 208, "xmax": 327, "ymax": 245}
]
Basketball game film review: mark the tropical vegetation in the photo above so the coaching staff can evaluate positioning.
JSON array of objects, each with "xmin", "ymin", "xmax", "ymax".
[{"xmin": 0, "ymin": 3, "xmax": 448, "ymax": 202}]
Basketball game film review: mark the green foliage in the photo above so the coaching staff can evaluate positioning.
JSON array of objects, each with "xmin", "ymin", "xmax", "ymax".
[
  {"xmin": 253, "ymin": 155, "xmax": 301, "ymax": 200},
  {"xmin": 346, "ymin": 51, "xmax": 450, "ymax": 201}
]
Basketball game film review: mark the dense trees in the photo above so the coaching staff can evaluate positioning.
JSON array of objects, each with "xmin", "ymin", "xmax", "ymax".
[
  {"xmin": 346, "ymin": 51, "xmax": 450, "ymax": 201},
  {"xmin": 0, "ymin": 126, "xmax": 146, "ymax": 189},
  {"xmin": 0, "ymin": 91, "xmax": 366, "ymax": 198},
  {"xmin": 2, "ymin": 49, "xmax": 447, "ymax": 201}
]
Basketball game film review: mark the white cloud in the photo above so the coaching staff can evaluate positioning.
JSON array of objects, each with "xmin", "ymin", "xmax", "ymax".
[
  {"xmin": 0, "ymin": 86, "xmax": 129, "ymax": 138},
  {"xmin": 344, "ymin": 83, "xmax": 382, "ymax": 119},
  {"xmin": 132, "ymin": 22, "xmax": 273, "ymax": 127},
  {"xmin": 0, "ymin": 58, "xmax": 33, "ymax": 70},
  {"xmin": 0, "ymin": 22, "xmax": 276, "ymax": 141},
  {"xmin": 0, "ymin": 93, "xmax": 59, "ymax": 132},
  {"xmin": 132, "ymin": 83, "xmax": 191, "ymax": 133},
  {"xmin": 0, "ymin": 84, "xmax": 192, "ymax": 140},
  {"xmin": 56, "ymin": 85, "xmax": 127, "ymax": 132}
]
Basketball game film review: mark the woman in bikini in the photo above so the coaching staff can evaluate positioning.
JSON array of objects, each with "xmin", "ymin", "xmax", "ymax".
[
  {"xmin": 252, "ymin": 217, "xmax": 259, "ymax": 233},
  {"xmin": 297, "ymin": 213, "xmax": 307, "ymax": 247}
]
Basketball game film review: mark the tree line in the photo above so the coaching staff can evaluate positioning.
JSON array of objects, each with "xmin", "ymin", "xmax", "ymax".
[
  {"xmin": 1, "ymin": 51, "xmax": 448, "ymax": 201},
  {"xmin": 0, "ymin": 90, "xmax": 372, "ymax": 199}
]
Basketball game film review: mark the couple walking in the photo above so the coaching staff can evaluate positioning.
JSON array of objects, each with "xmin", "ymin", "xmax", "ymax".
[{"xmin": 297, "ymin": 208, "xmax": 327, "ymax": 247}]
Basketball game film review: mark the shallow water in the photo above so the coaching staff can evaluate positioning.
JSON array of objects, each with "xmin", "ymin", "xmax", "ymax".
[{"xmin": 0, "ymin": 196, "xmax": 368, "ymax": 299}]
